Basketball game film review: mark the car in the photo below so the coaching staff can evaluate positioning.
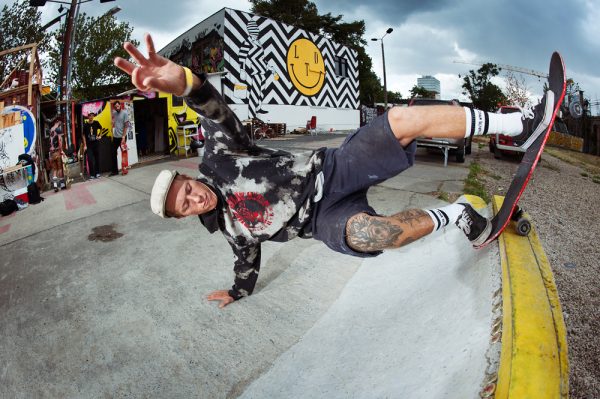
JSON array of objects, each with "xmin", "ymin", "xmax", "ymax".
[
  {"xmin": 489, "ymin": 105, "xmax": 526, "ymax": 159},
  {"xmin": 408, "ymin": 98, "xmax": 472, "ymax": 163}
]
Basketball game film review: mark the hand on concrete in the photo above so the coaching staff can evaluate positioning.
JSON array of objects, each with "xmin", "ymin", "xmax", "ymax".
[
  {"xmin": 114, "ymin": 33, "xmax": 187, "ymax": 96},
  {"xmin": 207, "ymin": 290, "xmax": 235, "ymax": 309}
]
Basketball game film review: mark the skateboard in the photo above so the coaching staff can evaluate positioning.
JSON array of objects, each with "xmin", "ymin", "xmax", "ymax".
[
  {"xmin": 510, "ymin": 205, "xmax": 531, "ymax": 236},
  {"xmin": 60, "ymin": 153, "xmax": 71, "ymax": 190},
  {"xmin": 78, "ymin": 144, "xmax": 87, "ymax": 179},
  {"xmin": 476, "ymin": 52, "xmax": 566, "ymax": 249},
  {"xmin": 120, "ymin": 141, "xmax": 128, "ymax": 175}
]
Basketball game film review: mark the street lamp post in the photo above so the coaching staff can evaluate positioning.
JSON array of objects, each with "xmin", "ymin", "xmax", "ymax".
[{"xmin": 371, "ymin": 28, "xmax": 393, "ymax": 108}]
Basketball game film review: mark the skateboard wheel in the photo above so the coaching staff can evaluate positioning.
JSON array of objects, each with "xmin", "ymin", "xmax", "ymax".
[
  {"xmin": 510, "ymin": 206, "xmax": 523, "ymax": 221},
  {"xmin": 516, "ymin": 218, "xmax": 531, "ymax": 236}
]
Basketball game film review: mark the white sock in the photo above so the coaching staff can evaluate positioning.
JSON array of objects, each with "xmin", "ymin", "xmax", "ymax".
[
  {"xmin": 426, "ymin": 203, "xmax": 465, "ymax": 231},
  {"xmin": 464, "ymin": 107, "xmax": 523, "ymax": 137}
]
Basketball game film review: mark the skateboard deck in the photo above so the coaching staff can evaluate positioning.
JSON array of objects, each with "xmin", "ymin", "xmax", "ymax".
[
  {"xmin": 78, "ymin": 144, "xmax": 87, "ymax": 179},
  {"xmin": 60, "ymin": 153, "xmax": 71, "ymax": 189},
  {"xmin": 120, "ymin": 142, "xmax": 128, "ymax": 175},
  {"xmin": 476, "ymin": 52, "xmax": 566, "ymax": 249}
]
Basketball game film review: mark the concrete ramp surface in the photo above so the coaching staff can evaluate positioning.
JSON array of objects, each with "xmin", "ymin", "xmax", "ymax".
[
  {"xmin": 0, "ymin": 159, "xmax": 501, "ymax": 398},
  {"xmin": 241, "ymin": 220, "xmax": 498, "ymax": 399}
]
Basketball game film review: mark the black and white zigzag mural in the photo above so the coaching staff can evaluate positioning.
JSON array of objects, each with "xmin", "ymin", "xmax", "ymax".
[{"xmin": 223, "ymin": 9, "xmax": 359, "ymax": 117}]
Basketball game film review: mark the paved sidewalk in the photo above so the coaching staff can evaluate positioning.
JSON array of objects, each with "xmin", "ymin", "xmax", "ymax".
[{"xmin": 0, "ymin": 138, "xmax": 498, "ymax": 398}]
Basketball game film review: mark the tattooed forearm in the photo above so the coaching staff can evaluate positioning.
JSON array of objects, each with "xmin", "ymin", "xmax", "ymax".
[
  {"xmin": 346, "ymin": 210, "xmax": 434, "ymax": 253},
  {"xmin": 346, "ymin": 213, "xmax": 404, "ymax": 252},
  {"xmin": 391, "ymin": 209, "xmax": 428, "ymax": 227}
]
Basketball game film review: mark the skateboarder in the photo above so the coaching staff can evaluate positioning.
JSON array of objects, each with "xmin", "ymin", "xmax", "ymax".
[{"xmin": 114, "ymin": 34, "xmax": 552, "ymax": 308}]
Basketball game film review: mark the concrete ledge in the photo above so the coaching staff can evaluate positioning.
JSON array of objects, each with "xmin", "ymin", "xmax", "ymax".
[{"xmin": 493, "ymin": 195, "xmax": 569, "ymax": 398}]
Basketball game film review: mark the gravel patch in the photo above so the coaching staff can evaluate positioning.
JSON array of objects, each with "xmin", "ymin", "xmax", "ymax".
[{"xmin": 472, "ymin": 141, "xmax": 600, "ymax": 399}]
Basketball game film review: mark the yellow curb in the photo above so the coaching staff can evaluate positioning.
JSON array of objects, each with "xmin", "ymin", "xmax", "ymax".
[
  {"xmin": 492, "ymin": 195, "xmax": 569, "ymax": 399},
  {"xmin": 463, "ymin": 194, "xmax": 488, "ymax": 210}
]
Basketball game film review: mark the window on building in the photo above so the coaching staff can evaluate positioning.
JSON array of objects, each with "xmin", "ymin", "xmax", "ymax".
[
  {"xmin": 335, "ymin": 56, "xmax": 349, "ymax": 78},
  {"xmin": 172, "ymin": 95, "xmax": 184, "ymax": 107}
]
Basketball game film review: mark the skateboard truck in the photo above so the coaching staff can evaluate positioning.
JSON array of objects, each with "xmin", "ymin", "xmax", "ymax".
[{"xmin": 510, "ymin": 206, "xmax": 531, "ymax": 236}]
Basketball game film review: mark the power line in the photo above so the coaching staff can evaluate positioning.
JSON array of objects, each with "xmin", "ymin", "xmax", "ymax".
[{"xmin": 453, "ymin": 60, "xmax": 548, "ymax": 79}]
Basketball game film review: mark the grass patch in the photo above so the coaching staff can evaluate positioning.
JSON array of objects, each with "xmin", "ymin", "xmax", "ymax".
[
  {"xmin": 437, "ymin": 191, "xmax": 450, "ymax": 202},
  {"xmin": 593, "ymin": 176, "xmax": 600, "ymax": 184},
  {"xmin": 544, "ymin": 146, "xmax": 600, "ymax": 176},
  {"xmin": 464, "ymin": 161, "xmax": 490, "ymax": 203},
  {"xmin": 581, "ymin": 172, "xmax": 589, "ymax": 177},
  {"xmin": 541, "ymin": 161, "xmax": 561, "ymax": 172}
]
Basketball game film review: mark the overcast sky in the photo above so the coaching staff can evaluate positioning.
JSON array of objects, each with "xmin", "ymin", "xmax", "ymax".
[{"xmin": 4, "ymin": 0, "xmax": 599, "ymax": 111}]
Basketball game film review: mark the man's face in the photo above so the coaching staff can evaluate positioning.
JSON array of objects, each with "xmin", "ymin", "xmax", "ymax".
[
  {"xmin": 165, "ymin": 175, "xmax": 218, "ymax": 218},
  {"xmin": 87, "ymin": 114, "xmax": 94, "ymax": 123},
  {"xmin": 114, "ymin": 102, "xmax": 121, "ymax": 112}
]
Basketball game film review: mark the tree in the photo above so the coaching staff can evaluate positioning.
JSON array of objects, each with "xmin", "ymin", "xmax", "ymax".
[
  {"xmin": 504, "ymin": 71, "xmax": 531, "ymax": 108},
  {"xmin": 355, "ymin": 49, "xmax": 383, "ymax": 106},
  {"xmin": 386, "ymin": 90, "xmax": 402, "ymax": 104},
  {"xmin": 0, "ymin": 0, "xmax": 50, "ymax": 83},
  {"xmin": 409, "ymin": 85, "xmax": 435, "ymax": 99},
  {"xmin": 46, "ymin": 12, "xmax": 138, "ymax": 101},
  {"xmin": 250, "ymin": 0, "xmax": 381, "ymax": 106},
  {"xmin": 461, "ymin": 63, "xmax": 506, "ymax": 112}
]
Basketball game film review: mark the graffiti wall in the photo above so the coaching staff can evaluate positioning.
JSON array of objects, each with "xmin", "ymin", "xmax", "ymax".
[
  {"xmin": 159, "ymin": 93, "xmax": 201, "ymax": 155},
  {"xmin": 0, "ymin": 105, "xmax": 36, "ymax": 199},
  {"xmin": 158, "ymin": 7, "xmax": 360, "ymax": 129},
  {"xmin": 223, "ymin": 8, "xmax": 359, "ymax": 117},
  {"xmin": 159, "ymin": 9, "xmax": 226, "ymax": 76}
]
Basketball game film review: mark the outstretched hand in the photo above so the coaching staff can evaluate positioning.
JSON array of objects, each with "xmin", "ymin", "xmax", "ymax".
[
  {"xmin": 207, "ymin": 290, "xmax": 235, "ymax": 309},
  {"xmin": 114, "ymin": 33, "xmax": 187, "ymax": 96}
]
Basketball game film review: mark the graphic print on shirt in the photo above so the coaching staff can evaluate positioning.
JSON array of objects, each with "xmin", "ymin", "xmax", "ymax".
[{"xmin": 227, "ymin": 192, "xmax": 274, "ymax": 232}]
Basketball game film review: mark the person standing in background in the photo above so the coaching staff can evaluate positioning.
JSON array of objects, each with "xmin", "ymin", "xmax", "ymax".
[
  {"xmin": 48, "ymin": 117, "xmax": 65, "ymax": 191},
  {"xmin": 82, "ymin": 112, "xmax": 102, "ymax": 179},
  {"xmin": 110, "ymin": 101, "xmax": 129, "ymax": 176}
]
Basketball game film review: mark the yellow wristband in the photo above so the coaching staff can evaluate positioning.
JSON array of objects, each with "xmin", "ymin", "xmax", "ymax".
[{"xmin": 181, "ymin": 66, "xmax": 194, "ymax": 96}]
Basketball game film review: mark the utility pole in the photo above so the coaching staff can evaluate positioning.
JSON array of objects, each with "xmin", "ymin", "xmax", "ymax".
[
  {"xmin": 61, "ymin": 0, "xmax": 79, "ymax": 149},
  {"xmin": 30, "ymin": 0, "xmax": 117, "ymax": 149}
]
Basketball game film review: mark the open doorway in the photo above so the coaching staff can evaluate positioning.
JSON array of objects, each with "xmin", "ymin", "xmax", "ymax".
[{"xmin": 133, "ymin": 97, "xmax": 170, "ymax": 163}]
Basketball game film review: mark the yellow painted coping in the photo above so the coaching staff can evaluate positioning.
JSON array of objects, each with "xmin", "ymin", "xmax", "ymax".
[
  {"xmin": 492, "ymin": 195, "xmax": 569, "ymax": 399},
  {"xmin": 463, "ymin": 194, "xmax": 488, "ymax": 210}
]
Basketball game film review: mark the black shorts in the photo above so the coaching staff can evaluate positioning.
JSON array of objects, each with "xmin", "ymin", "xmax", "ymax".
[{"xmin": 312, "ymin": 111, "xmax": 417, "ymax": 257}]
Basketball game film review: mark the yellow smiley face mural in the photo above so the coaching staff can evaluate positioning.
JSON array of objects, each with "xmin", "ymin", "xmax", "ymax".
[{"xmin": 286, "ymin": 38, "xmax": 325, "ymax": 96}]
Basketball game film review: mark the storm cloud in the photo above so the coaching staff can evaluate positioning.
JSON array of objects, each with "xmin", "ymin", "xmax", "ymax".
[{"xmin": 13, "ymin": 0, "xmax": 599, "ymax": 107}]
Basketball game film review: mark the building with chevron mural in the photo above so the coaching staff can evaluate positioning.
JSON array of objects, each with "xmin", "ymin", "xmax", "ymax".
[{"xmin": 158, "ymin": 8, "xmax": 360, "ymax": 131}]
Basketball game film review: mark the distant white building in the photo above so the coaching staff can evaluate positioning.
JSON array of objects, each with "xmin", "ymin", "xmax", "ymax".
[{"xmin": 417, "ymin": 75, "xmax": 440, "ymax": 99}]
